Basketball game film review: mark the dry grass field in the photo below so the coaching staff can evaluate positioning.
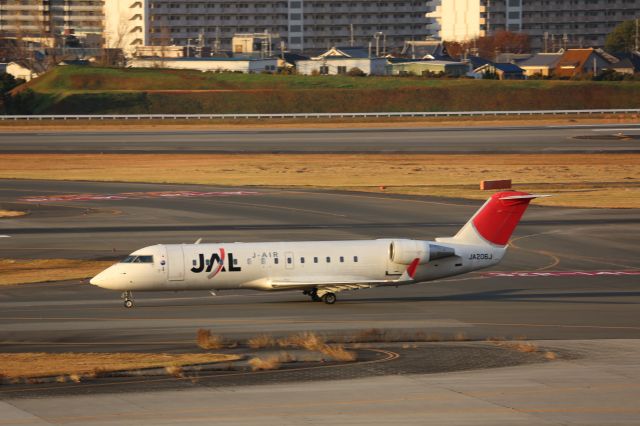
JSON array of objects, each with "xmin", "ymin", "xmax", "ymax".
[
  {"xmin": 0, "ymin": 259, "xmax": 114, "ymax": 286},
  {"xmin": 0, "ymin": 209, "xmax": 26, "ymax": 218},
  {"xmin": 0, "ymin": 353, "xmax": 240, "ymax": 379},
  {"xmin": 0, "ymin": 153, "xmax": 637, "ymax": 208}
]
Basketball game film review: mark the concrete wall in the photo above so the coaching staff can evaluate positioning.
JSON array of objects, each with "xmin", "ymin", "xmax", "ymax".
[{"xmin": 129, "ymin": 58, "xmax": 278, "ymax": 73}]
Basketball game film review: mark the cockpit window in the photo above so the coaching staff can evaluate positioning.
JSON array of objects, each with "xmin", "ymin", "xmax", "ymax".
[{"xmin": 121, "ymin": 255, "xmax": 154, "ymax": 264}]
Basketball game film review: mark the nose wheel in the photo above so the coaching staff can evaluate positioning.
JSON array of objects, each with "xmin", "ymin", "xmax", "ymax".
[{"xmin": 121, "ymin": 291, "xmax": 134, "ymax": 308}]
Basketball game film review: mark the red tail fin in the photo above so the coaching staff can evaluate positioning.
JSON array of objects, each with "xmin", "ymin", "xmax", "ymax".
[
  {"xmin": 472, "ymin": 191, "xmax": 536, "ymax": 245},
  {"xmin": 437, "ymin": 191, "xmax": 547, "ymax": 247}
]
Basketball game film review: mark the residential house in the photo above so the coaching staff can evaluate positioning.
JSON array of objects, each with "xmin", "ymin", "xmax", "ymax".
[
  {"xmin": 516, "ymin": 53, "xmax": 563, "ymax": 77},
  {"xmin": 6, "ymin": 61, "xmax": 44, "ymax": 82},
  {"xmin": 465, "ymin": 55, "xmax": 492, "ymax": 79},
  {"xmin": 386, "ymin": 59, "xmax": 468, "ymax": 76},
  {"xmin": 296, "ymin": 47, "xmax": 387, "ymax": 76},
  {"xmin": 554, "ymin": 48, "xmax": 611, "ymax": 78},
  {"xmin": 609, "ymin": 58, "xmax": 636, "ymax": 75},
  {"xmin": 474, "ymin": 63, "xmax": 525, "ymax": 80}
]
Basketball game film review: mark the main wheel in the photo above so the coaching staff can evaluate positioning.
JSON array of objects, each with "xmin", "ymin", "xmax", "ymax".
[
  {"xmin": 124, "ymin": 299, "xmax": 134, "ymax": 309},
  {"xmin": 322, "ymin": 292, "xmax": 337, "ymax": 305}
]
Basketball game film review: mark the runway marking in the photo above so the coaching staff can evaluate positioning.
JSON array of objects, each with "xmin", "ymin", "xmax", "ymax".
[
  {"xmin": 483, "ymin": 270, "xmax": 640, "ymax": 277},
  {"xmin": 18, "ymin": 190, "xmax": 260, "ymax": 203},
  {"xmin": 509, "ymin": 231, "xmax": 562, "ymax": 271},
  {"xmin": 0, "ymin": 235, "xmax": 10, "ymax": 238},
  {"xmin": 0, "ymin": 348, "xmax": 399, "ymax": 396}
]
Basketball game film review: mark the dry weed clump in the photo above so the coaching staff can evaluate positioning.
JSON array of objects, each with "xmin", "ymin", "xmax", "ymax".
[
  {"xmin": 544, "ymin": 351, "xmax": 558, "ymax": 360},
  {"xmin": 165, "ymin": 365, "xmax": 184, "ymax": 378},
  {"xmin": 278, "ymin": 332, "xmax": 325, "ymax": 351},
  {"xmin": 248, "ymin": 355, "xmax": 281, "ymax": 371},
  {"xmin": 197, "ymin": 329, "xmax": 224, "ymax": 350},
  {"xmin": 509, "ymin": 342, "xmax": 538, "ymax": 353},
  {"xmin": 247, "ymin": 334, "xmax": 276, "ymax": 349},
  {"xmin": 69, "ymin": 374, "xmax": 81, "ymax": 383},
  {"xmin": 55, "ymin": 375, "xmax": 67, "ymax": 383},
  {"xmin": 319, "ymin": 344, "xmax": 357, "ymax": 362},
  {"xmin": 453, "ymin": 332, "xmax": 469, "ymax": 341}
]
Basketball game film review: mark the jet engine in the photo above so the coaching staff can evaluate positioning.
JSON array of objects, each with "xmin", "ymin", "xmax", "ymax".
[{"xmin": 389, "ymin": 239, "xmax": 456, "ymax": 265}]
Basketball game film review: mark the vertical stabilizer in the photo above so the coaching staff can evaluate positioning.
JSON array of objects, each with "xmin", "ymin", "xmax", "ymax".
[{"xmin": 437, "ymin": 191, "xmax": 547, "ymax": 247}]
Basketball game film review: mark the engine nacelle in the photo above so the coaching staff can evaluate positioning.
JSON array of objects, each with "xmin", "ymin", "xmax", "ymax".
[{"xmin": 389, "ymin": 239, "xmax": 456, "ymax": 265}]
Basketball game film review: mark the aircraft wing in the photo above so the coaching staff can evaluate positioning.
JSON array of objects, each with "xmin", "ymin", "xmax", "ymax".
[{"xmin": 269, "ymin": 258, "xmax": 420, "ymax": 290}]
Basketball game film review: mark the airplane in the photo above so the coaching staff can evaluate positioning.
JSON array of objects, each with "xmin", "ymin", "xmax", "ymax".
[{"xmin": 90, "ymin": 191, "xmax": 546, "ymax": 307}]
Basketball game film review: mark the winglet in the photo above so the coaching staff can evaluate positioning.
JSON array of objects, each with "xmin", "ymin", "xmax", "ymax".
[{"xmin": 400, "ymin": 258, "xmax": 420, "ymax": 281}]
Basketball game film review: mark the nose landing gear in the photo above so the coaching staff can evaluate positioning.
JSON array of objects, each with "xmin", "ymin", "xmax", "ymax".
[{"xmin": 121, "ymin": 291, "xmax": 134, "ymax": 308}]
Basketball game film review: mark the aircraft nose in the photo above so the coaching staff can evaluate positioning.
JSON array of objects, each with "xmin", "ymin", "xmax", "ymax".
[{"xmin": 90, "ymin": 270, "xmax": 107, "ymax": 287}]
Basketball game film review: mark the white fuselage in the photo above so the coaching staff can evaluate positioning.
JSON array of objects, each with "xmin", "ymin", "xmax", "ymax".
[{"xmin": 90, "ymin": 238, "xmax": 505, "ymax": 292}]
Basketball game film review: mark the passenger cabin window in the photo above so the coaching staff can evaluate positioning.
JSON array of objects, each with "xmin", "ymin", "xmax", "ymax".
[
  {"xmin": 287, "ymin": 257, "xmax": 292, "ymax": 264},
  {"xmin": 314, "ymin": 257, "xmax": 318, "ymax": 263},
  {"xmin": 274, "ymin": 258, "xmax": 279, "ymax": 265},
  {"xmin": 121, "ymin": 255, "xmax": 153, "ymax": 263},
  {"xmin": 354, "ymin": 256, "xmax": 358, "ymax": 262},
  {"xmin": 300, "ymin": 257, "xmax": 305, "ymax": 264},
  {"xmin": 340, "ymin": 256, "xmax": 344, "ymax": 263},
  {"xmin": 326, "ymin": 256, "xmax": 331, "ymax": 263}
]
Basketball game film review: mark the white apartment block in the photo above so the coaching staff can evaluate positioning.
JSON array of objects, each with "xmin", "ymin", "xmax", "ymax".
[
  {"xmin": 426, "ymin": 0, "xmax": 640, "ymax": 51},
  {"xmin": 0, "ymin": 0, "xmax": 104, "ymax": 41},
  {"xmin": 104, "ymin": 0, "xmax": 431, "ymax": 55}
]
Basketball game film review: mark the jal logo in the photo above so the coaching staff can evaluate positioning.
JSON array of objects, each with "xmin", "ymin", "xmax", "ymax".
[{"xmin": 191, "ymin": 248, "xmax": 241, "ymax": 279}]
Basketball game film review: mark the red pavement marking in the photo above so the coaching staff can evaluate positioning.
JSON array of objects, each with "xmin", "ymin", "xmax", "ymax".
[{"xmin": 19, "ymin": 191, "xmax": 260, "ymax": 203}]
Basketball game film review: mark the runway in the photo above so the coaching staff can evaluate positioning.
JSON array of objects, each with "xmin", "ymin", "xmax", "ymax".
[
  {"xmin": 2, "ymin": 124, "xmax": 640, "ymax": 153},
  {"xmin": 1, "ymin": 179, "xmax": 639, "ymax": 424}
]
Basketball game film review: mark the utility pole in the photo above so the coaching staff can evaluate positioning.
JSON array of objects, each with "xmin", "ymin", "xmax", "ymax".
[
  {"xmin": 635, "ymin": 18, "xmax": 640, "ymax": 52},
  {"xmin": 350, "ymin": 24, "xmax": 354, "ymax": 47}
]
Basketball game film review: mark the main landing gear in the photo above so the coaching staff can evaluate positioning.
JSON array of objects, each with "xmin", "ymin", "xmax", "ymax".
[
  {"xmin": 303, "ymin": 289, "xmax": 337, "ymax": 304},
  {"xmin": 121, "ymin": 291, "xmax": 134, "ymax": 308}
]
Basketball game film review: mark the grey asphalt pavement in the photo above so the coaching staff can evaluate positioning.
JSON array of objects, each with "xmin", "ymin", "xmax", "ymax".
[
  {"xmin": 1, "ymin": 124, "xmax": 640, "ymax": 153},
  {"xmin": 0, "ymin": 179, "xmax": 639, "ymax": 424}
]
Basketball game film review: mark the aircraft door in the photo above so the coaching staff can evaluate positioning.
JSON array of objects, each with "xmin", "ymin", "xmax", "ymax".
[
  {"xmin": 285, "ymin": 251, "xmax": 295, "ymax": 270},
  {"xmin": 166, "ymin": 245, "xmax": 185, "ymax": 281}
]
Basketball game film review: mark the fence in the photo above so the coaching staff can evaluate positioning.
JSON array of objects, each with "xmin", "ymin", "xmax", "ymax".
[{"xmin": 1, "ymin": 109, "xmax": 639, "ymax": 121}]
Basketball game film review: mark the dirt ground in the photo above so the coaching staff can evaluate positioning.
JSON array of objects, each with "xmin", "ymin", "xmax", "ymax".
[
  {"xmin": 0, "ymin": 353, "xmax": 240, "ymax": 379},
  {"xmin": 0, "ymin": 259, "xmax": 114, "ymax": 286},
  {"xmin": 0, "ymin": 153, "xmax": 637, "ymax": 208}
]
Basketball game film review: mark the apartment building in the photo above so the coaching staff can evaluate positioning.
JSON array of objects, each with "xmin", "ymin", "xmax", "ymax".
[
  {"xmin": 427, "ymin": 0, "xmax": 640, "ymax": 51},
  {"xmin": 104, "ymin": 0, "xmax": 431, "ymax": 55},
  {"xmin": 0, "ymin": 0, "xmax": 104, "ymax": 44}
]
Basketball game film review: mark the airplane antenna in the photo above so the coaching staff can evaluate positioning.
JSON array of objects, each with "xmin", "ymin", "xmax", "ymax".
[{"xmin": 195, "ymin": 238, "xmax": 202, "ymax": 244}]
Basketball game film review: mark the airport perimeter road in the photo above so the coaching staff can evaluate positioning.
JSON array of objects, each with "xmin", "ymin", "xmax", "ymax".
[
  {"xmin": 1, "ymin": 124, "xmax": 640, "ymax": 153},
  {"xmin": 1, "ymin": 180, "xmax": 639, "ymax": 424}
]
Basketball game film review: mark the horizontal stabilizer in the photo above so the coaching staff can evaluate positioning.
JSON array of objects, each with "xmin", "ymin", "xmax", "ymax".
[{"xmin": 499, "ymin": 194, "xmax": 550, "ymax": 200}]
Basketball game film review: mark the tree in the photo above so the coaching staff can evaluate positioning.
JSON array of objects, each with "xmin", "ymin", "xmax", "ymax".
[
  {"xmin": 444, "ymin": 31, "xmax": 531, "ymax": 61},
  {"xmin": 605, "ymin": 20, "xmax": 638, "ymax": 54}
]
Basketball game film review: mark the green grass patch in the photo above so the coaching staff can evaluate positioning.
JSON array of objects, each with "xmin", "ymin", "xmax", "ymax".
[{"xmin": 12, "ymin": 66, "xmax": 640, "ymax": 114}]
